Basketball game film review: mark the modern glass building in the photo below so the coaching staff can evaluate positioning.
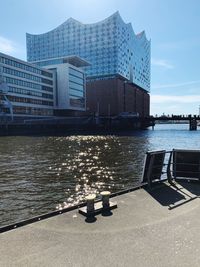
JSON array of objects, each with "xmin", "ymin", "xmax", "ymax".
[
  {"xmin": 0, "ymin": 52, "xmax": 55, "ymax": 119},
  {"xmin": 26, "ymin": 12, "xmax": 151, "ymax": 92},
  {"xmin": 42, "ymin": 56, "xmax": 88, "ymax": 112}
]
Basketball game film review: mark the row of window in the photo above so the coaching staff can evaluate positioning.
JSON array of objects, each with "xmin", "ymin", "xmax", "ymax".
[
  {"xmin": 12, "ymin": 106, "xmax": 53, "ymax": 116},
  {"xmin": 41, "ymin": 70, "xmax": 53, "ymax": 78},
  {"xmin": 1, "ymin": 106, "xmax": 53, "ymax": 116},
  {"xmin": 69, "ymin": 97, "xmax": 85, "ymax": 108},
  {"xmin": 29, "ymin": 50, "xmax": 116, "ymax": 60},
  {"xmin": 87, "ymin": 69, "xmax": 116, "ymax": 75},
  {"xmin": 29, "ymin": 37, "xmax": 116, "ymax": 47},
  {"xmin": 5, "ymin": 76, "xmax": 41, "ymax": 90},
  {"xmin": 8, "ymin": 86, "xmax": 53, "ymax": 99},
  {"xmin": 29, "ymin": 42, "xmax": 116, "ymax": 53},
  {"xmin": 69, "ymin": 88, "xmax": 84, "ymax": 98},
  {"xmin": 3, "ymin": 67, "xmax": 41, "ymax": 82},
  {"xmin": 8, "ymin": 95, "xmax": 53, "ymax": 106},
  {"xmin": 69, "ymin": 74, "xmax": 84, "ymax": 85},
  {"xmin": 0, "ymin": 56, "xmax": 52, "ymax": 77},
  {"xmin": 87, "ymin": 64, "xmax": 117, "ymax": 70},
  {"xmin": 69, "ymin": 81, "xmax": 84, "ymax": 92},
  {"xmin": 30, "ymin": 45, "xmax": 117, "ymax": 55},
  {"xmin": 42, "ymin": 77, "xmax": 53, "ymax": 85},
  {"xmin": 4, "ymin": 67, "xmax": 54, "ymax": 85},
  {"xmin": 5, "ymin": 77, "xmax": 53, "ymax": 92},
  {"xmin": 87, "ymin": 75, "xmax": 116, "ymax": 82},
  {"xmin": 68, "ymin": 67, "xmax": 84, "ymax": 79},
  {"xmin": 42, "ymin": 85, "xmax": 54, "ymax": 92},
  {"xmin": 34, "ymin": 58, "xmax": 63, "ymax": 67},
  {"xmin": 68, "ymin": 68, "xmax": 85, "ymax": 100}
]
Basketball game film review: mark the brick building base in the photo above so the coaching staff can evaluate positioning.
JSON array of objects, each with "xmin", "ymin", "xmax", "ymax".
[{"xmin": 86, "ymin": 78, "xmax": 150, "ymax": 118}]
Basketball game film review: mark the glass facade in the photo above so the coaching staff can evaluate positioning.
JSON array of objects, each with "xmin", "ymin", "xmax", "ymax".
[
  {"xmin": 34, "ymin": 58, "xmax": 64, "ymax": 67},
  {"xmin": 0, "ymin": 52, "xmax": 54, "ymax": 117},
  {"xmin": 27, "ymin": 12, "xmax": 150, "ymax": 91},
  {"xmin": 68, "ymin": 67, "xmax": 85, "ymax": 108}
]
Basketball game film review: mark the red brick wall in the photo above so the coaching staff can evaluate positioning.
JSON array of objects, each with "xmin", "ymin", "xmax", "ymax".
[
  {"xmin": 86, "ymin": 79, "xmax": 119, "ymax": 116},
  {"xmin": 86, "ymin": 78, "xmax": 150, "ymax": 117},
  {"xmin": 124, "ymin": 83, "xmax": 136, "ymax": 113},
  {"xmin": 144, "ymin": 92, "xmax": 150, "ymax": 117}
]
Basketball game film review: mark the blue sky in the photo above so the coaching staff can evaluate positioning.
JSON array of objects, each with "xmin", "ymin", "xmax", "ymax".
[{"xmin": 1, "ymin": 0, "xmax": 200, "ymax": 115}]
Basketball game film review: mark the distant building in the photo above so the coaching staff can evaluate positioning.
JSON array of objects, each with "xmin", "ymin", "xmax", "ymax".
[
  {"xmin": 0, "ymin": 52, "xmax": 54, "ymax": 119},
  {"xmin": 26, "ymin": 12, "xmax": 151, "ymax": 118},
  {"xmin": 26, "ymin": 12, "xmax": 150, "ymax": 92}
]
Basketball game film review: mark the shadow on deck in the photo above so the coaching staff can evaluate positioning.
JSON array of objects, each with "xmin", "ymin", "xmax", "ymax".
[{"xmin": 144, "ymin": 180, "xmax": 200, "ymax": 210}]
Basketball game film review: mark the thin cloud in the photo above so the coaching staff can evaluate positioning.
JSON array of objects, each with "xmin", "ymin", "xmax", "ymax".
[
  {"xmin": 0, "ymin": 36, "xmax": 17, "ymax": 54},
  {"xmin": 151, "ymin": 58, "xmax": 174, "ymax": 69},
  {"xmin": 151, "ymin": 94, "xmax": 200, "ymax": 104},
  {"xmin": 158, "ymin": 42, "xmax": 180, "ymax": 50},
  {"xmin": 157, "ymin": 39, "xmax": 200, "ymax": 51},
  {"xmin": 153, "ymin": 80, "xmax": 200, "ymax": 89}
]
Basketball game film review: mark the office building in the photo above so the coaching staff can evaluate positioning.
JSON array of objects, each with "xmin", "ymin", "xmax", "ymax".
[
  {"xmin": 0, "ymin": 52, "xmax": 89, "ymax": 119},
  {"xmin": 35, "ymin": 56, "xmax": 89, "ymax": 114},
  {"xmin": 0, "ymin": 52, "xmax": 55, "ymax": 119}
]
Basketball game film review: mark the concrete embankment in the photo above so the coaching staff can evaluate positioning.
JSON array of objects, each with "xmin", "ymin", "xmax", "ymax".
[
  {"xmin": 1, "ymin": 181, "xmax": 200, "ymax": 267},
  {"xmin": 0, "ymin": 116, "xmax": 148, "ymax": 136}
]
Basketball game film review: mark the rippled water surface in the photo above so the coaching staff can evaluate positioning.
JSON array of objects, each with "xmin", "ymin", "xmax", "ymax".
[{"xmin": 1, "ymin": 124, "xmax": 200, "ymax": 227}]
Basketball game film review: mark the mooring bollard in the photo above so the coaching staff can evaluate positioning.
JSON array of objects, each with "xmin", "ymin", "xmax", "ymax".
[
  {"xmin": 79, "ymin": 191, "xmax": 116, "ymax": 217},
  {"xmin": 100, "ymin": 191, "xmax": 111, "ymax": 209},
  {"xmin": 85, "ymin": 194, "xmax": 96, "ymax": 215}
]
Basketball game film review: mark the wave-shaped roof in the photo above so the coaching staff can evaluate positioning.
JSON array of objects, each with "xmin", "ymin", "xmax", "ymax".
[
  {"xmin": 27, "ymin": 11, "xmax": 149, "ymax": 42},
  {"xmin": 27, "ymin": 12, "xmax": 119, "ymax": 36}
]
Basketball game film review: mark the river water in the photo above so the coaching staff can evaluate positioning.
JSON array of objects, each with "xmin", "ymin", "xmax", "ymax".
[{"xmin": 1, "ymin": 124, "xmax": 200, "ymax": 227}]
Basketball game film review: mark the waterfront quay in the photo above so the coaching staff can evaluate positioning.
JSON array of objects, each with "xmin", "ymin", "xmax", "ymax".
[
  {"xmin": 0, "ymin": 114, "xmax": 199, "ymax": 137},
  {"xmin": 0, "ymin": 116, "xmax": 150, "ymax": 136},
  {"xmin": 1, "ymin": 181, "xmax": 200, "ymax": 267}
]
